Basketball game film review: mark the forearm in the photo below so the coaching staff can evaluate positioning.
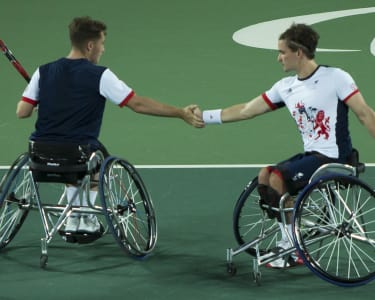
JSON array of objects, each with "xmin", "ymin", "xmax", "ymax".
[
  {"xmin": 202, "ymin": 104, "xmax": 248, "ymax": 124},
  {"xmin": 202, "ymin": 95, "xmax": 271, "ymax": 124},
  {"xmin": 128, "ymin": 96, "xmax": 183, "ymax": 118},
  {"xmin": 138, "ymin": 101, "xmax": 184, "ymax": 119},
  {"xmin": 126, "ymin": 94, "xmax": 204, "ymax": 128},
  {"xmin": 222, "ymin": 104, "xmax": 251, "ymax": 122}
]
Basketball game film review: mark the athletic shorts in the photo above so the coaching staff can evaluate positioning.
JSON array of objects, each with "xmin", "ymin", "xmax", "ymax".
[{"xmin": 267, "ymin": 152, "xmax": 339, "ymax": 195}]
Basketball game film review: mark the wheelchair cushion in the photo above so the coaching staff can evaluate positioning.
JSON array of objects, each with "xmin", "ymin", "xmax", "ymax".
[
  {"xmin": 346, "ymin": 148, "xmax": 359, "ymax": 166},
  {"xmin": 28, "ymin": 141, "xmax": 92, "ymax": 183},
  {"xmin": 346, "ymin": 148, "xmax": 365, "ymax": 174}
]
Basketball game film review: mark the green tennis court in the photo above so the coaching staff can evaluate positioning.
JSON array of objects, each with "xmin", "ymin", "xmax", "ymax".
[{"xmin": 0, "ymin": 0, "xmax": 374, "ymax": 299}]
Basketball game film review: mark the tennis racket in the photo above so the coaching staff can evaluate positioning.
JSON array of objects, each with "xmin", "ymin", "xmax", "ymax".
[{"xmin": 0, "ymin": 39, "xmax": 30, "ymax": 83}]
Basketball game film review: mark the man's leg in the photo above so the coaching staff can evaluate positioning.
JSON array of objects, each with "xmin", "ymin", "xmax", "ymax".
[
  {"xmin": 258, "ymin": 167, "xmax": 287, "ymax": 221},
  {"xmin": 269, "ymin": 170, "xmax": 294, "ymax": 245},
  {"xmin": 65, "ymin": 186, "xmax": 81, "ymax": 232},
  {"xmin": 258, "ymin": 168, "xmax": 275, "ymax": 218},
  {"xmin": 77, "ymin": 172, "xmax": 101, "ymax": 233}
]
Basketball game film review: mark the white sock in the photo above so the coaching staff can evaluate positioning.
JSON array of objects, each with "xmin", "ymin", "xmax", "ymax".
[
  {"xmin": 81, "ymin": 191, "xmax": 98, "ymax": 223},
  {"xmin": 286, "ymin": 224, "xmax": 293, "ymax": 241},
  {"xmin": 278, "ymin": 222, "xmax": 293, "ymax": 248},
  {"xmin": 65, "ymin": 186, "xmax": 81, "ymax": 217},
  {"xmin": 66, "ymin": 186, "xmax": 80, "ymax": 206},
  {"xmin": 278, "ymin": 222, "xmax": 287, "ymax": 240},
  {"xmin": 82, "ymin": 191, "xmax": 98, "ymax": 206},
  {"xmin": 278, "ymin": 223, "xmax": 293, "ymax": 239}
]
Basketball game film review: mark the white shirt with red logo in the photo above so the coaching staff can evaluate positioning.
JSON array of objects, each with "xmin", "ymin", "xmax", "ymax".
[{"xmin": 262, "ymin": 65, "xmax": 358, "ymax": 159}]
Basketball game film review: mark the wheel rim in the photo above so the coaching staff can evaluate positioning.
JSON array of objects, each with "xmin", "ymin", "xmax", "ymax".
[
  {"xmin": 0, "ymin": 153, "xmax": 31, "ymax": 248},
  {"xmin": 294, "ymin": 174, "xmax": 375, "ymax": 286},
  {"xmin": 233, "ymin": 177, "xmax": 280, "ymax": 256},
  {"xmin": 99, "ymin": 157, "xmax": 157, "ymax": 256}
]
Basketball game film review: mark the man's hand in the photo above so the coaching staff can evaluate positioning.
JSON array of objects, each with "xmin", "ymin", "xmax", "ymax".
[
  {"xmin": 182, "ymin": 105, "xmax": 205, "ymax": 128},
  {"xmin": 192, "ymin": 105, "xmax": 202, "ymax": 119}
]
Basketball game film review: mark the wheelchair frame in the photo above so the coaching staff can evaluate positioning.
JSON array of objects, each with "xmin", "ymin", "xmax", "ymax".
[
  {"xmin": 0, "ymin": 151, "xmax": 157, "ymax": 268},
  {"xmin": 226, "ymin": 162, "xmax": 375, "ymax": 287}
]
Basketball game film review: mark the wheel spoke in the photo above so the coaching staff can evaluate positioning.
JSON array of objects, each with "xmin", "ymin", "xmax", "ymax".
[{"xmin": 294, "ymin": 174, "xmax": 375, "ymax": 286}]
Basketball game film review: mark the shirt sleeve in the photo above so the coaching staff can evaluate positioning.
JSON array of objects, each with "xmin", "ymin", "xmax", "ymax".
[
  {"xmin": 262, "ymin": 80, "xmax": 285, "ymax": 110},
  {"xmin": 99, "ymin": 68, "xmax": 135, "ymax": 107},
  {"xmin": 334, "ymin": 68, "xmax": 359, "ymax": 103},
  {"xmin": 21, "ymin": 68, "xmax": 40, "ymax": 105}
]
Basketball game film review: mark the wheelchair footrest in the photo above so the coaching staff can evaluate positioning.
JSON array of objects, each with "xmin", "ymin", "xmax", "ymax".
[{"xmin": 58, "ymin": 224, "xmax": 105, "ymax": 244}]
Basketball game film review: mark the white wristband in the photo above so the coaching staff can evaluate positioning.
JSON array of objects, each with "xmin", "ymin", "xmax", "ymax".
[{"xmin": 203, "ymin": 109, "xmax": 222, "ymax": 124}]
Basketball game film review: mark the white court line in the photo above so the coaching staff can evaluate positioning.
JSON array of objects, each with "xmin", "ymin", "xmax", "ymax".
[
  {"xmin": 1, "ymin": 163, "xmax": 374, "ymax": 169},
  {"xmin": 0, "ymin": 164, "xmax": 265, "ymax": 170},
  {"xmin": 135, "ymin": 164, "xmax": 268, "ymax": 169}
]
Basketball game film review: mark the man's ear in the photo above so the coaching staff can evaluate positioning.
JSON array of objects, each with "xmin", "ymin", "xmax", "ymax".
[{"xmin": 87, "ymin": 41, "xmax": 94, "ymax": 52}]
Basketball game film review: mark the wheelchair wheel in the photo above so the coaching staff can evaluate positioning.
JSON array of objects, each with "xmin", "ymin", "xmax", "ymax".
[
  {"xmin": 0, "ymin": 153, "xmax": 32, "ymax": 249},
  {"xmin": 233, "ymin": 177, "xmax": 280, "ymax": 256},
  {"xmin": 293, "ymin": 174, "xmax": 375, "ymax": 287},
  {"xmin": 99, "ymin": 156, "xmax": 157, "ymax": 257}
]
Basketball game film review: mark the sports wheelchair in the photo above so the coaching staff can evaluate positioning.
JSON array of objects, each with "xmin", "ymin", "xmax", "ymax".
[
  {"xmin": 0, "ymin": 141, "xmax": 157, "ymax": 268},
  {"xmin": 226, "ymin": 150, "xmax": 375, "ymax": 287}
]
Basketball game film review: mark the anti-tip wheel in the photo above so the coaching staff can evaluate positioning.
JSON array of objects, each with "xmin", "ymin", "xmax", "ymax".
[
  {"xmin": 227, "ymin": 262, "xmax": 237, "ymax": 276},
  {"xmin": 253, "ymin": 271, "xmax": 262, "ymax": 285},
  {"xmin": 40, "ymin": 255, "xmax": 48, "ymax": 269}
]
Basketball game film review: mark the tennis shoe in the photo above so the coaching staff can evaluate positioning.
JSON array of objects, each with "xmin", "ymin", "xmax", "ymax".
[
  {"xmin": 65, "ymin": 216, "xmax": 79, "ymax": 232},
  {"xmin": 265, "ymin": 245, "xmax": 304, "ymax": 269},
  {"xmin": 265, "ymin": 256, "xmax": 296, "ymax": 269},
  {"xmin": 277, "ymin": 239, "xmax": 304, "ymax": 265},
  {"xmin": 78, "ymin": 214, "xmax": 100, "ymax": 233}
]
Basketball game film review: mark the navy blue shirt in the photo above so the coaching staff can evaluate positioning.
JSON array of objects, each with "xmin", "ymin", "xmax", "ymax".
[{"xmin": 31, "ymin": 58, "xmax": 107, "ymax": 145}]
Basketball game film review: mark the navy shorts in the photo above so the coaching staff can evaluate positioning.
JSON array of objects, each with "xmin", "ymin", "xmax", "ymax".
[{"xmin": 268, "ymin": 152, "xmax": 339, "ymax": 195}]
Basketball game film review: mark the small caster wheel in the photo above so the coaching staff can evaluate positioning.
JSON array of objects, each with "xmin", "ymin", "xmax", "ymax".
[
  {"xmin": 227, "ymin": 262, "xmax": 237, "ymax": 276},
  {"xmin": 253, "ymin": 271, "xmax": 261, "ymax": 285},
  {"xmin": 40, "ymin": 254, "xmax": 48, "ymax": 269}
]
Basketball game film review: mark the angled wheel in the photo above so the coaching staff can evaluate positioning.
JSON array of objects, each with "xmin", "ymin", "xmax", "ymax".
[
  {"xmin": 233, "ymin": 177, "xmax": 280, "ymax": 256},
  {"xmin": 293, "ymin": 174, "xmax": 375, "ymax": 287},
  {"xmin": 0, "ymin": 153, "xmax": 33, "ymax": 249},
  {"xmin": 99, "ymin": 156, "xmax": 157, "ymax": 257}
]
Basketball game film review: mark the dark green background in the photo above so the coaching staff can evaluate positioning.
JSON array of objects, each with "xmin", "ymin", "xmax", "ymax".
[
  {"xmin": 0, "ymin": 1, "xmax": 374, "ymax": 299},
  {"xmin": 0, "ymin": 0, "xmax": 374, "ymax": 165}
]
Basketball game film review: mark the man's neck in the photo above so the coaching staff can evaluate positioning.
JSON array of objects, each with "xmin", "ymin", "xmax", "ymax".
[
  {"xmin": 297, "ymin": 60, "xmax": 318, "ymax": 79},
  {"xmin": 66, "ymin": 49, "xmax": 87, "ymax": 60}
]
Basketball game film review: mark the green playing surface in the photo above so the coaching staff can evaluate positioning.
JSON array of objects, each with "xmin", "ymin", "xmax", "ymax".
[{"xmin": 0, "ymin": 1, "xmax": 374, "ymax": 299}]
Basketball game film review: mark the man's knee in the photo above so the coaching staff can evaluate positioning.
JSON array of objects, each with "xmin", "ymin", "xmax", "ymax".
[
  {"xmin": 258, "ymin": 166, "xmax": 271, "ymax": 184},
  {"xmin": 269, "ymin": 171, "xmax": 287, "ymax": 195}
]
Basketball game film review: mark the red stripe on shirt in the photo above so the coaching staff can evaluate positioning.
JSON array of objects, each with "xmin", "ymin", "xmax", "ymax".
[
  {"xmin": 262, "ymin": 93, "xmax": 278, "ymax": 110},
  {"xmin": 119, "ymin": 90, "xmax": 135, "ymax": 107},
  {"xmin": 21, "ymin": 96, "xmax": 38, "ymax": 106},
  {"xmin": 271, "ymin": 168, "xmax": 283, "ymax": 180},
  {"xmin": 343, "ymin": 89, "xmax": 359, "ymax": 103}
]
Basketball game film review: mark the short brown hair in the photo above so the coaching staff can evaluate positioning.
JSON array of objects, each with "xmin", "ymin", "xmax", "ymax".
[
  {"xmin": 69, "ymin": 16, "xmax": 107, "ymax": 51},
  {"xmin": 279, "ymin": 23, "xmax": 319, "ymax": 59}
]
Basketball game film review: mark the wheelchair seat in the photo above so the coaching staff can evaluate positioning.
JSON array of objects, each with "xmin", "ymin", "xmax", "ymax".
[
  {"xmin": 28, "ymin": 141, "xmax": 93, "ymax": 184},
  {"xmin": 346, "ymin": 148, "xmax": 365, "ymax": 173},
  {"xmin": 308, "ymin": 148, "xmax": 365, "ymax": 184},
  {"xmin": 0, "ymin": 149, "xmax": 157, "ymax": 268}
]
